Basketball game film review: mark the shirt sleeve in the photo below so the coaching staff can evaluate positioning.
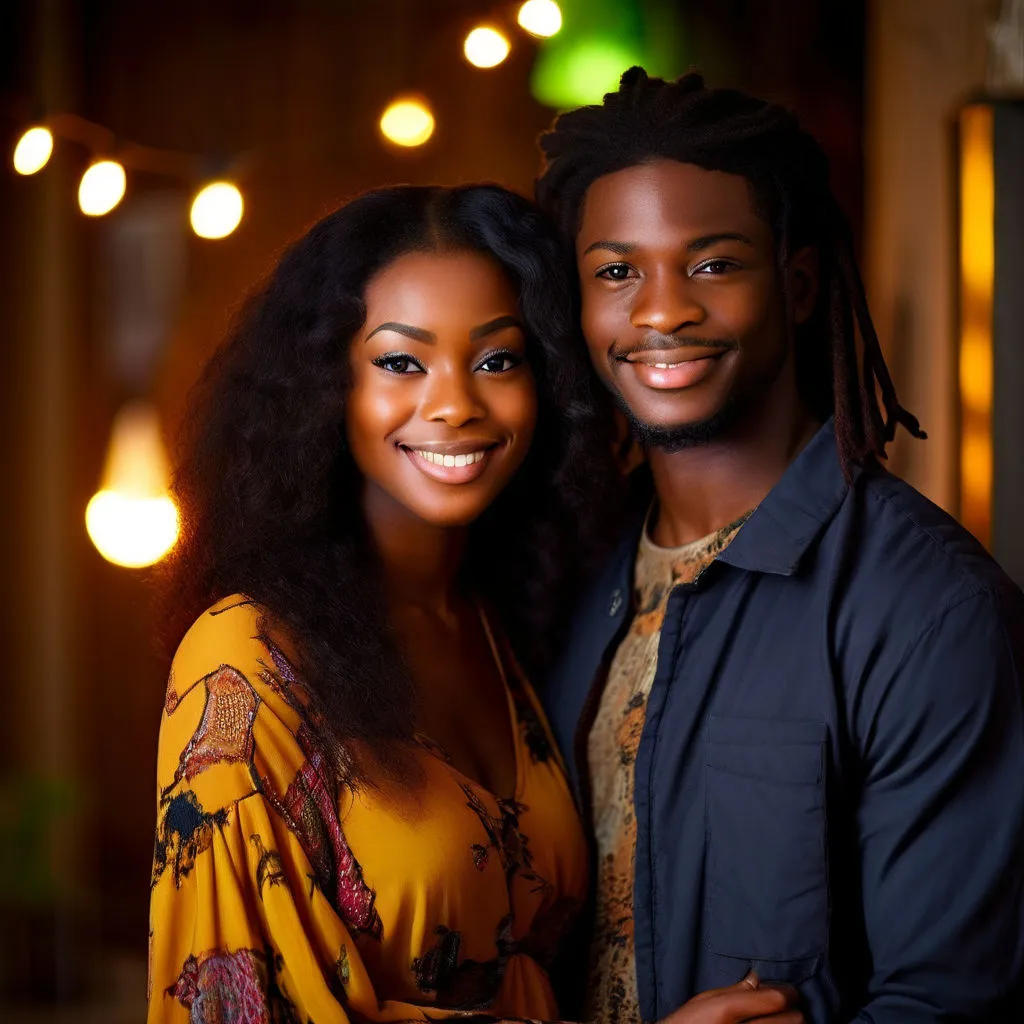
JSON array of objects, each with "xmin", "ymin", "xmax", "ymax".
[
  {"xmin": 851, "ymin": 587, "xmax": 1024, "ymax": 1021},
  {"xmin": 147, "ymin": 603, "xmax": 554, "ymax": 1024}
]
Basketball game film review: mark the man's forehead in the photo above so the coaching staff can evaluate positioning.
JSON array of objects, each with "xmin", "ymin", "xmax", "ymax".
[{"xmin": 577, "ymin": 159, "xmax": 762, "ymax": 241}]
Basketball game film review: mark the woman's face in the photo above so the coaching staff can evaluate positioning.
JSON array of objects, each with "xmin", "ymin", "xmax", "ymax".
[{"xmin": 347, "ymin": 248, "xmax": 537, "ymax": 529}]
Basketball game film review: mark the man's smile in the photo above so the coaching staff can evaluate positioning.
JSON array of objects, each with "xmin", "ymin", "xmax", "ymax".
[{"xmin": 616, "ymin": 346, "xmax": 732, "ymax": 390}]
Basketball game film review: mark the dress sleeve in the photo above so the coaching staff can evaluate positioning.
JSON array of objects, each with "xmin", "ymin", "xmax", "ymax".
[{"xmin": 147, "ymin": 600, "xmax": 545, "ymax": 1024}]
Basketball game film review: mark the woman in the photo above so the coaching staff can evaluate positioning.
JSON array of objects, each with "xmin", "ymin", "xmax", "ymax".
[{"xmin": 148, "ymin": 184, "xmax": 613, "ymax": 1022}]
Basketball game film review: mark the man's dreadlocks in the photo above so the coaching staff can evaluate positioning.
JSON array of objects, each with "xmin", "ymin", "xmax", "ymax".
[{"xmin": 535, "ymin": 67, "xmax": 925, "ymax": 477}]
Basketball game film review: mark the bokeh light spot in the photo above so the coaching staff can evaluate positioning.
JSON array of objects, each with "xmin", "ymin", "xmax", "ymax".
[
  {"xmin": 464, "ymin": 26, "xmax": 511, "ymax": 68},
  {"xmin": 191, "ymin": 181, "xmax": 244, "ymax": 239},
  {"xmin": 380, "ymin": 98, "xmax": 435, "ymax": 147},
  {"xmin": 518, "ymin": 0, "xmax": 562, "ymax": 38},
  {"xmin": 78, "ymin": 159, "xmax": 126, "ymax": 216},
  {"xmin": 13, "ymin": 126, "xmax": 54, "ymax": 175}
]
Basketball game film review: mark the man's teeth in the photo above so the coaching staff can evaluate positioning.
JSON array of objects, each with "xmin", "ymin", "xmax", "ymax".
[
  {"xmin": 414, "ymin": 449, "xmax": 487, "ymax": 468},
  {"xmin": 652, "ymin": 362, "xmax": 684, "ymax": 369}
]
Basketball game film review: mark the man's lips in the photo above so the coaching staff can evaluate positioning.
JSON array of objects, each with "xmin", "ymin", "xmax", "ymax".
[
  {"xmin": 617, "ymin": 347, "xmax": 730, "ymax": 390},
  {"xmin": 621, "ymin": 345, "xmax": 732, "ymax": 366}
]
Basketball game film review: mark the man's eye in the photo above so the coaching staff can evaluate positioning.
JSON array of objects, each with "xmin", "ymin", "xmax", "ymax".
[
  {"xmin": 596, "ymin": 263, "xmax": 634, "ymax": 281},
  {"xmin": 694, "ymin": 259, "xmax": 736, "ymax": 276},
  {"xmin": 478, "ymin": 351, "xmax": 522, "ymax": 373},
  {"xmin": 372, "ymin": 354, "xmax": 422, "ymax": 374}
]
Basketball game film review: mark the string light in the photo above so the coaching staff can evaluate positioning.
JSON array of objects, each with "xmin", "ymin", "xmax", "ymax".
[
  {"xmin": 464, "ymin": 26, "xmax": 511, "ymax": 68},
  {"xmin": 13, "ymin": 126, "xmax": 54, "ymax": 175},
  {"xmin": 85, "ymin": 401, "xmax": 179, "ymax": 568},
  {"xmin": 78, "ymin": 159, "xmax": 126, "ymax": 216},
  {"xmin": 517, "ymin": 0, "xmax": 562, "ymax": 38},
  {"xmin": 190, "ymin": 181, "xmax": 244, "ymax": 239},
  {"xmin": 12, "ymin": 7, "xmax": 567, "ymax": 222},
  {"xmin": 380, "ymin": 97, "xmax": 435, "ymax": 147}
]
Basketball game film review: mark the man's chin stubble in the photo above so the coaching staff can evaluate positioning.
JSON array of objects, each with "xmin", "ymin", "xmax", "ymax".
[{"xmin": 612, "ymin": 389, "xmax": 742, "ymax": 454}]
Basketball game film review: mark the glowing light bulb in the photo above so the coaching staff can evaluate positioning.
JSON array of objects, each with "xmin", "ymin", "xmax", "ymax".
[
  {"xmin": 13, "ymin": 126, "xmax": 54, "ymax": 175},
  {"xmin": 517, "ymin": 0, "xmax": 562, "ymax": 38},
  {"xmin": 464, "ymin": 26, "xmax": 511, "ymax": 68},
  {"xmin": 379, "ymin": 98, "xmax": 435, "ymax": 147},
  {"xmin": 85, "ymin": 401, "xmax": 179, "ymax": 568},
  {"xmin": 78, "ymin": 159, "xmax": 126, "ymax": 216},
  {"xmin": 190, "ymin": 181, "xmax": 244, "ymax": 239}
]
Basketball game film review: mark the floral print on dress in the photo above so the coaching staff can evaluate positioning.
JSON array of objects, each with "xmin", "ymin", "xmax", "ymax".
[
  {"xmin": 168, "ymin": 947, "xmax": 301, "ymax": 1023},
  {"xmin": 149, "ymin": 597, "xmax": 587, "ymax": 1023},
  {"xmin": 152, "ymin": 790, "xmax": 229, "ymax": 889}
]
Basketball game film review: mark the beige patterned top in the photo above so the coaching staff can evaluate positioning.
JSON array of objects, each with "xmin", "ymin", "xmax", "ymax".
[{"xmin": 586, "ymin": 510, "xmax": 750, "ymax": 1024}]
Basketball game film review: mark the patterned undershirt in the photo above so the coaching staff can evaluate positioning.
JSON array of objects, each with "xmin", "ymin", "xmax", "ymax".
[{"xmin": 586, "ymin": 508, "xmax": 752, "ymax": 1024}]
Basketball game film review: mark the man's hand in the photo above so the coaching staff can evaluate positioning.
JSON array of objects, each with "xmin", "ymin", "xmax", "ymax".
[{"xmin": 656, "ymin": 971, "xmax": 805, "ymax": 1024}]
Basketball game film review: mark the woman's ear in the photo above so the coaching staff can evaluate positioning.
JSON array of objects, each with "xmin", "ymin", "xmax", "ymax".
[{"xmin": 788, "ymin": 245, "xmax": 819, "ymax": 325}]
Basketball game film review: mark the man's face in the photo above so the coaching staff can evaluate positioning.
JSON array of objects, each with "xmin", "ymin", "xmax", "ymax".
[{"xmin": 576, "ymin": 159, "xmax": 805, "ymax": 449}]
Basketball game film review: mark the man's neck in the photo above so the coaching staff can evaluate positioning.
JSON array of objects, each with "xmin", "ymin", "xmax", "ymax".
[{"xmin": 646, "ymin": 397, "xmax": 820, "ymax": 549}]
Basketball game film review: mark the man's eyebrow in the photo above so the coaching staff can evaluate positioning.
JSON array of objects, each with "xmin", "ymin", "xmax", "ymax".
[
  {"xmin": 582, "ymin": 232, "xmax": 755, "ymax": 257},
  {"xmin": 469, "ymin": 315, "xmax": 523, "ymax": 342},
  {"xmin": 687, "ymin": 231, "xmax": 754, "ymax": 252},
  {"xmin": 365, "ymin": 322, "xmax": 436, "ymax": 343}
]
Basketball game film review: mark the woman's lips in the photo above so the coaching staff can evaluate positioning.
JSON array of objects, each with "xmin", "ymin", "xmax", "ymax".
[
  {"xmin": 400, "ymin": 444, "xmax": 497, "ymax": 484},
  {"xmin": 622, "ymin": 349, "xmax": 727, "ymax": 390}
]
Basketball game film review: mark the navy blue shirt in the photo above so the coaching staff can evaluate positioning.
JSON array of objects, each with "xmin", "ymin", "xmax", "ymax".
[{"xmin": 545, "ymin": 422, "xmax": 1024, "ymax": 1023}]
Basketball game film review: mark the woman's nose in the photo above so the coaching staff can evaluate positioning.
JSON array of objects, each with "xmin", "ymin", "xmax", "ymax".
[{"xmin": 421, "ymin": 366, "xmax": 487, "ymax": 428}]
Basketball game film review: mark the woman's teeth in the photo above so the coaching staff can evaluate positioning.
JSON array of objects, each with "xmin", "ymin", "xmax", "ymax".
[
  {"xmin": 413, "ymin": 449, "xmax": 487, "ymax": 468},
  {"xmin": 652, "ymin": 362, "xmax": 684, "ymax": 369}
]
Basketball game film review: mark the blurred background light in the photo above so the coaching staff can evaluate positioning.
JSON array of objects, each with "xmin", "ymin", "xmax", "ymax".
[
  {"xmin": 85, "ymin": 401, "xmax": 179, "ymax": 568},
  {"xmin": 190, "ymin": 180, "xmax": 244, "ymax": 239},
  {"xmin": 379, "ymin": 97, "xmax": 435, "ymax": 147},
  {"xmin": 13, "ymin": 125, "xmax": 54, "ymax": 175},
  {"xmin": 464, "ymin": 26, "xmax": 511, "ymax": 68},
  {"xmin": 78, "ymin": 158, "xmax": 126, "ymax": 216},
  {"xmin": 958, "ymin": 104, "xmax": 995, "ymax": 548},
  {"xmin": 531, "ymin": 35, "xmax": 645, "ymax": 107},
  {"xmin": 518, "ymin": 0, "xmax": 562, "ymax": 38}
]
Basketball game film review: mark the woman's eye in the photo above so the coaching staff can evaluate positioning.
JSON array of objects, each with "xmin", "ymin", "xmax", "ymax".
[
  {"xmin": 372, "ymin": 354, "xmax": 422, "ymax": 374},
  {"xmin": 596, "ymin": 263, "xmax": 634, "ymax": 282},
  {"xmin": 477, "ymin": 351, "xmax": 522, "ymax": 374}
]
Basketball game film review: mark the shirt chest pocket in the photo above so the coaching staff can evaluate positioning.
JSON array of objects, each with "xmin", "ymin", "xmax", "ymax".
[{"xmin": 704, "ymin": 717, "xmax": 828, "ymax": 963}]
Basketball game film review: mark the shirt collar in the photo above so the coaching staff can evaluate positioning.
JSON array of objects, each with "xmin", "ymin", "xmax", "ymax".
[{"xmin": 715, "ymin": 418, "xmax": 853, "ymax": 576}]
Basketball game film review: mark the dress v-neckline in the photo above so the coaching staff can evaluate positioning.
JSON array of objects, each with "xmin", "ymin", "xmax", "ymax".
[{"xmin": 414, "ymin": 605, "xmax": 524, "ymax": 804}]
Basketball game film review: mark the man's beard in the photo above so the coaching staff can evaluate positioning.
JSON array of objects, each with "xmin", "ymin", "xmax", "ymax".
[
  {"xmin": 612, "ymin": 388, "xmax": 742, "ymax": 452},
  {"xmin": 608, "ymin": 339, "xmax": 789, "ymax": 454}
]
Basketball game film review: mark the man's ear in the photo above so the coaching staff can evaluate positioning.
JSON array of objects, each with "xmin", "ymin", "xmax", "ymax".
[{"xmin": 787, "ymin": 245, "xmax": 819, "ymax": 325}]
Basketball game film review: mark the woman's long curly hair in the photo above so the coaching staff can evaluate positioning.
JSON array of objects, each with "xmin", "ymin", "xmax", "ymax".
[{"xmin": 161, "ymin": 184, "xmax": 619, "ymax": 786}]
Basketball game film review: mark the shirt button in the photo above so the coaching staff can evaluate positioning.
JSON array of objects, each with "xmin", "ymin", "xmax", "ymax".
[{"xmin": 608, "ymin": 589, "xmax": 624, "ymax": 616}]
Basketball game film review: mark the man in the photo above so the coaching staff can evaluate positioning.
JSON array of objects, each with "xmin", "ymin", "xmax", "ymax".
[{"xmin": 536, "ymin": 69, "xmax": 1024, "ymax": 1023}]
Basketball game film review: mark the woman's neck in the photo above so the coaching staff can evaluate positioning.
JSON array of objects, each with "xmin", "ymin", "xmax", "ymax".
[{"xmin": 360, "ymin": 483, "xmax": 469, "ymax": 618}]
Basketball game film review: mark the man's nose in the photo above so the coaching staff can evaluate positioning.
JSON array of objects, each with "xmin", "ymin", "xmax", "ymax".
[
  {"xmin": 421, "ymin": 365, "xmax": 487, "ymax": 428},
  {"xmin": 629, "ymin": 270, "xmax": 706, "ymax": 335}
]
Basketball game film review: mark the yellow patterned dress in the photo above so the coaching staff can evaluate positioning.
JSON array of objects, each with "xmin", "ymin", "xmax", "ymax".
[{"xmin": 148, "ymin": 596, "xmax": 587, "ymax": 1023}]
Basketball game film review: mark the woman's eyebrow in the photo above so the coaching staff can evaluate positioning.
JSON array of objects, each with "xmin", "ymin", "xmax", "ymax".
[
  {"xmin": 365, "ymin": 322, "xmax": 437, "ymax": 343},
  {"xmin": 582, "ymin": 240, "xmax": 634, "ymax": 257},
  {"xmin": 469, "ymin": 315, "xmax": 523, "ymax": 341}
]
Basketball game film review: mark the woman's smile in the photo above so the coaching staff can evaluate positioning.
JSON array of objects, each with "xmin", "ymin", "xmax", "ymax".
[{"xmin": 399, "ymin": 440, "xmax": 502, "ymax": 484}]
